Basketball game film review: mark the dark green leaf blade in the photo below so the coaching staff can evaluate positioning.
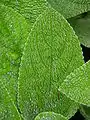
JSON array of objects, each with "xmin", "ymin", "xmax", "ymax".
[
  {"xmin": 80, "ymin": 105, "xmax": 90, "ymax": 120},
  {"xmin": 68, "ymin": 12, "xmax": 90, "ymax": 47},
  {"xmin": 47, "ymin": 0, "xmax": 90, "ymax": 18},
  {"xmin": 59, "ymin": 61, "xmax": 90, "ymax": 106},
  {"xmin": 35, "ymin": 112, "xmax": 67, "ymax": 120},
  {"xmin": 19, "ymin": 8, "xmax": 84, "ymax": 120}
]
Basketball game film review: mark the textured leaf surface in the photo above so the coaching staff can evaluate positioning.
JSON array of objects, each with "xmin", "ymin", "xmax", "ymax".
[
  {"xmin": 0, "ymin": 4, "xmax": 28, "ymax": 103},
  {"xmin": 59, "ymin": 61, "xmax": 90, "ymax": 107},
  {"xmin": 1, "ymin": 0, "xmax": 90, "ymax": 29},
  {"xmin": 0, "ymin": 0, "xmax": 48, "ymax": 29},
  {"xmin": 47, "ymin": 0, "xmax": 90, "ymax": 18},
  {"xmin": 19, "ymin": 8, "xmax": 84, "ymax": 120},
  {"xmin": 68, "ymin": 12, "xmax": 90, "ymax": 47},
  {"xmin": 0, "ymin": 79, "xmax": 21, "ymax": 120},
  {"xmin": 35, "ymin": 112, "xmax": 67, "ymax": 120}
]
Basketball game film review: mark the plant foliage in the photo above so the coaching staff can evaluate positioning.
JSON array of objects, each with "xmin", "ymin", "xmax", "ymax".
[{"xmin": 0, "ymin": 0, "xmax": 90, "ymax": 120}]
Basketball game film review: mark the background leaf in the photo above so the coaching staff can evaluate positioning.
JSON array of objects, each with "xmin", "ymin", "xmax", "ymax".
[
  {"xmin": 18, "ymin": 8, "xmax": 84, "ymax": 120},
  {"xmin": 0, "ymin": 4, "xmax": 28, "ymax": 104},
  {"xmin": 80, "ymin": 105, "xmax": 90, "ymax": 120},
  {"xmin": 1, "ymin": 0, "xmax": 90, "ymax": 30},
  {"xmin": 2, "ymin": 0, "xmax": 90, "ymax": 48},
  {"xmin": 0, "ymin": 79, "xmax": 21, "ymax": 120},
  {"xmin": 47, "ymin": 0, "xmax": 90, "ymax": 18},
  {"xmin": 68, "ymin": 11, "xmax": 90, "ymax": 47},
  {"xmin": 34, "ymin": 112, "xmax": 67, "ymax": 120},
  {"xmin": 59, "ymin": 61, "xmax": 90, "ymax": 107},
  {"xmin": 0, "ymin": 0, "xmax": 48, "ymax": 30}
]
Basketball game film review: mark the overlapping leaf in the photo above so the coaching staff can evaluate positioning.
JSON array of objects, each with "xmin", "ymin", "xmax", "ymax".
[
  {"xmin": 0, "ymin": 0, "xmax": 48, "ymax": 30},
  {"xmin": 0, "ymin": 79, "xmax": 21, "ymax": 120},
  {"xmin": 18, "ymin": 8, "xmax": 84, "ymax": 120},
  {"xmin": 59, "ymin": 61, "xmax": 90, "ymax": 107},
  {"xmin": 0, "ymin": 4, "xmax": 28, "ymax": 103},
  {"xmin": 47, "ymin": 0, "xmax": 90, "ymax": 18},
  {"xmin": 68, "ymin": 12, "xmax": 90, "ymax": 47},
  {"xmin": 80, "ymin": 105, "xmax": 90, "ymax": 120},
  {"xmin": 2, "ymin": 0, "xmax": 90, "ymax": 48},
  {"xmin": 35, "ymin": 112, "xmax": 67, "ymax": 120},
  {"xmin": 1, "ymin": 0, "xmax": 90, "ymax": 28}
]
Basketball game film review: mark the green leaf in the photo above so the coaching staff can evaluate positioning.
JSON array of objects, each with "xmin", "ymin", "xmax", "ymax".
[
  {"xmin": 0, "ymin": 79, "xmax": 21, "ymax": 120},
  {"xmin": 68, "ymin": 12, "xmax": 90, "ymax": 47},
  {"xmin": 0, "ymin": 0, "xmax": 48, "ymax": 30},
  {"xmin": 59, "ymin": 61, "xmax": 90, "ymax": 107},
  {"xmin": 80, "ymin": 105, "xmax": 90, "ymax": 120},
  {"xmin": 18, "ymin": 8, "xmax": 84, "ymax": 120},
  {"xmin": 2, "ymin": 0, "xmax": 90, "ymax": 30},
  {"xmin": 34, "ymin": 112, "xmax": 67, "ymax": 120},
  {"xmin": 47, "ymin": 0, "xmax": 90, "ymax": 18},
  {"xmin": 0, "ymin": 4, "xmax": 28, "ymax": 103}
]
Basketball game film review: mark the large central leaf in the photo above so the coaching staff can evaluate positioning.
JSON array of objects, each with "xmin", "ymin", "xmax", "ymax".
[{"xmin": 18, "ymin": 8, "xmax": 84, "ymax": 120}]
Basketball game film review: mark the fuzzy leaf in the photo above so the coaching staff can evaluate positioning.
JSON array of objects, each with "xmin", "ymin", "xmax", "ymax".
[
  {"xmin": 0, "ymin": 79, "xmax": 21, "ymax": 120},
  {"xmin": 19, "ymin": 8, "xmax": 84, "ymax": 120},
  {"xmin": 0, "ymin": 4, "xmax": 28, "ymax": 103},
  {"xmin": 47, "ymin": 0, "xmax": 90, "ymax": 18},
  {"xmin": 35, "ymin": 112, "xmax": 67, "ymax": 120},
  {"xmin": 59, "ymin": 61, "xmax": 90, "ymax": 107},
  {"xmin": 0, "ymin": 0, "xmax": 48, "ymax": 30},
  {"xmin": 1, "ymin": 0, "xmax": 90, "ymax": 29}
]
